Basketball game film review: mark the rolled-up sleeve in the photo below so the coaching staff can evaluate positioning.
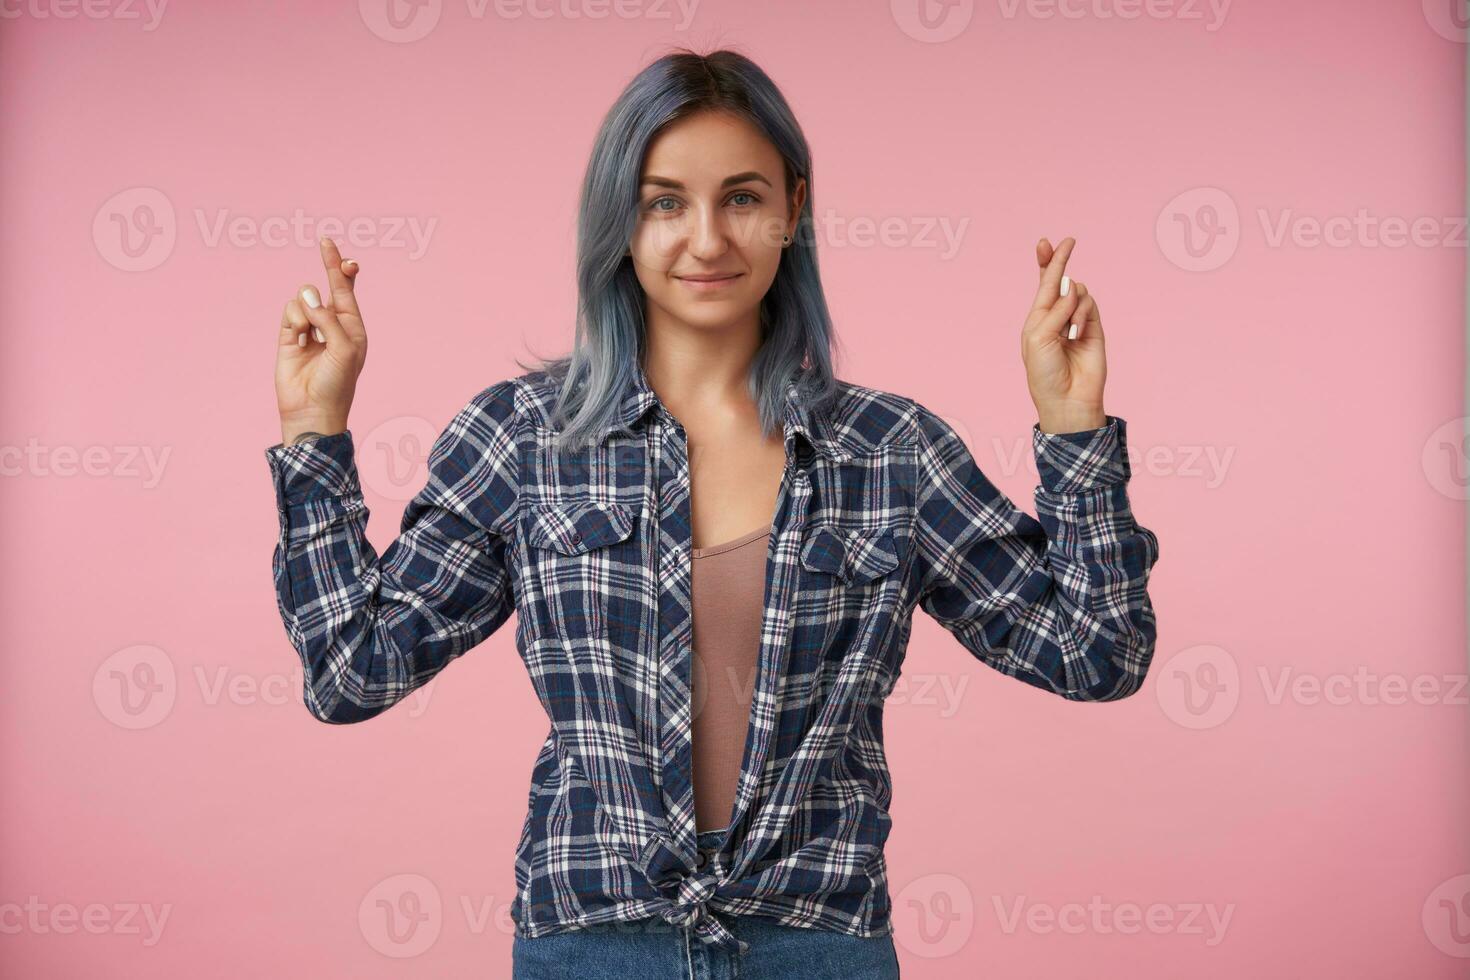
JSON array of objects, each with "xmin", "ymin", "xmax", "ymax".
[
  {"xmin": 911, "ymin": 404, "xmax": 1160, "ymax": 701},
  {"xmin": 264, "ymin": 380, "xmax": 521, "ymax": 723}
]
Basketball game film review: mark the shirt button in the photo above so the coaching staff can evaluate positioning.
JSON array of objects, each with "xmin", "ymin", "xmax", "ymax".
[
  {"xmin": 694, "ymin": 851, "xmax": 708, "ymax": 870},
  {"xmin": 571, "ymin": 531, "xmax": 582, "ymax": 544}
]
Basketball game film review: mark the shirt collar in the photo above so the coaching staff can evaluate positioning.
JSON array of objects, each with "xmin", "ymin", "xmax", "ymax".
[{"xmin": 598, "ymin": 359, "xmax": 850, "ymax": 464}]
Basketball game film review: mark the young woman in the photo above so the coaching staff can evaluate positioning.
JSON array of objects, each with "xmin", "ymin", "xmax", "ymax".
[{"xmin": 266, "ymin": 48, "xmax": 1159, "ymax": 980}]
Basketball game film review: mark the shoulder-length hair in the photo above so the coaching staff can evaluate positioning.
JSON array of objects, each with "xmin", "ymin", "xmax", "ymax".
[{"xmin": 516, "ymin": 46, "xmax": 843, "ymax": 452}]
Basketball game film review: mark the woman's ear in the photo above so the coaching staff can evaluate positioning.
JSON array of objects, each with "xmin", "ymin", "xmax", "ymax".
[{"xmin": 789, "ymin": 176, "xmax": 807, "ymax": 220}]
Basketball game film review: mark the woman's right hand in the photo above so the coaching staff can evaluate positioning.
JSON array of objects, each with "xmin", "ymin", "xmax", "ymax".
[{"xmin": 275, "ymin": 237, "xmax": 367, "ymax": 444}]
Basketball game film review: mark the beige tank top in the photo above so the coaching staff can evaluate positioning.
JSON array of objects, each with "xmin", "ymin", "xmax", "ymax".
[{"xmin": 689, "ymin": 524, "xmax": 771, "ymax": 834}]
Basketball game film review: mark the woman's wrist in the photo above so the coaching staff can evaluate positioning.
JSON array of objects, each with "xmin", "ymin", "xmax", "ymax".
[
  {"xmin": 280, "ymin": 415, "xmax": 349, "ymax": 446},
  {"xmin": 1035, "ymin": 405, "xmax": 1107, "ymax": 435}
]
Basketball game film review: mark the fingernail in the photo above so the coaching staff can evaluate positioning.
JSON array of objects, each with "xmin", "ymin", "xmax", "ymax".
[
  {"xmin": 343, "ymin": 259, "xmax": 358, "ymax": 270},
  {"xmin": 1059, "ymin": 276, "xmax": 1071, "ymax": 297},
  {"xmin": 1067, "ymin": 323, "xmax": 1079, "ymax": 340},
  {"xmin": 298, "ymin": 332, "xmax": 308, "ymax": 348},
  {"xmin": 313, "ymin": 327, "xmax": 324, "ymax": 343},
  {"xmin": 302, "ymin": 286, "xmax": 320, "ymax": 309}
]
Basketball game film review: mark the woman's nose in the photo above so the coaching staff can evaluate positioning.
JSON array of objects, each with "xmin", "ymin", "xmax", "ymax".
[{"xmin": 687, "ymin": 206, "xmax": 730, "ymax": 259}]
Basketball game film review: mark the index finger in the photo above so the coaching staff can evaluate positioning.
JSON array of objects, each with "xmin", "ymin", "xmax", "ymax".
[
  {"xmin": 318, "ymin": 236, "xmax": 361, "ymax": 318},
  {"xmin": 1031, "ymin": 236, "xmax": 1075, "ymax": 312}
]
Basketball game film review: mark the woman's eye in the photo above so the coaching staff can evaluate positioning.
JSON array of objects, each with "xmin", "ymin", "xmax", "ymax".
[{"xmin": 645, "ymin": 192, "xmax": 759, "ymax": 213}]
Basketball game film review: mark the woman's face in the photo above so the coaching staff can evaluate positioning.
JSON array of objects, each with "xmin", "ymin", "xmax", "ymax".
[{"xmin": 629, "ymin": 109, "xmax": 806, "ymax": 333}]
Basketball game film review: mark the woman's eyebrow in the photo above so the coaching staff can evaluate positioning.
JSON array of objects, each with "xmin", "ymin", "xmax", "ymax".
[{"xmin": 640, "ymin": 171, "xmax": 772, "ymax": 189}]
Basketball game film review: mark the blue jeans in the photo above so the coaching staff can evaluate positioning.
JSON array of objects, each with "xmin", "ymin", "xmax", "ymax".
[{"xmin": 512, "ymin": 828, "xmax": 901, "ymax": 979}]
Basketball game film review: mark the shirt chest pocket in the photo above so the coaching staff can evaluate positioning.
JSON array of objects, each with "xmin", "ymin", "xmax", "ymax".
[
  {"xmin": 799, "ymin": 524, "xmax": 901, "ymax": 587},
  {"xmin": 791, "ymin": 523, "xmax": 905, "ymax": 691},
  {"xmin": 520, "ymin": 499, "xmax": 638, "ymax": 642}
]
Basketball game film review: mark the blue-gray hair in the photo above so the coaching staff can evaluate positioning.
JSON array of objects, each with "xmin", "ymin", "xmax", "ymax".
[{"xmin": 516, "ymin": 46, "xmax": 843, "ymax": 452}]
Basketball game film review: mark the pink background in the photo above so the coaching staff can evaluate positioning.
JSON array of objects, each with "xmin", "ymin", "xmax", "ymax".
[{"xmin": 2, "ymin": 1, "xmax": 1467, "ymax": 977}]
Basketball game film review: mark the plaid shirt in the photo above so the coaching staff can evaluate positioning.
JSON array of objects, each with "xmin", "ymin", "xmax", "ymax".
[{"xmin": 264, "ymin": 365, "xmax": 1160, "ymax": 956}]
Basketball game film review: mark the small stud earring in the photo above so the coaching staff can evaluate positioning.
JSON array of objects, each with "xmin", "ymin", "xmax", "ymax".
[{"xmin": 782, "ymin": 235, "xmax": 791, "ymax": 247}]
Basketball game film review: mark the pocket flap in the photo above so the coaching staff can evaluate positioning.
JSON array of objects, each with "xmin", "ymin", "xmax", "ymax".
[
  {"xmin": 800, "ymin": 525, "xmax": 899, "ymax": 585},
  {"xmin": 524, "ymin": 500, "xmax": 635, "ymax": 556}
]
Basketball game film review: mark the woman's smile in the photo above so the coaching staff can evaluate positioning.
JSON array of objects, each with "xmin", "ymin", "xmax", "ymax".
[{"xmin": 674, "ymin": 272, "xmax": 743, "ymax": 291}]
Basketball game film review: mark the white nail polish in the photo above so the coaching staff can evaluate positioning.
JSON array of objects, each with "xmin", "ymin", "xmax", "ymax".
[
  {"xmin": 1067, "ymin": 323, "xmax": 1079, "ymax": 340},
  {"xmin": 1059, "ymin": 276, "xmax": 1071, "ymax": 297},
  {"xmin": 313, "ymin": 327, "xmax": 324, "ymax": 343},
  {"xmin": 298, "ymin": 331, "xmax": 308, "ymax": 347},
  {"xmin": 302, "ymin": 286, "xmax": 320, "ymax": 309}
]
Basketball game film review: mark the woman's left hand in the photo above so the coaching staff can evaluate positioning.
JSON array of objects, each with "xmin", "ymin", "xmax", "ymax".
[{"xmin": 1021, "ymin": 236, "xmax": 1109, "ymax": 434}]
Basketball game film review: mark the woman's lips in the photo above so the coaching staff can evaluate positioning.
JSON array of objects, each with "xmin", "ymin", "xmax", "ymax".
[{"xmin": 675, "ymin": 273, "xmax": 742, "ymax": 291}]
